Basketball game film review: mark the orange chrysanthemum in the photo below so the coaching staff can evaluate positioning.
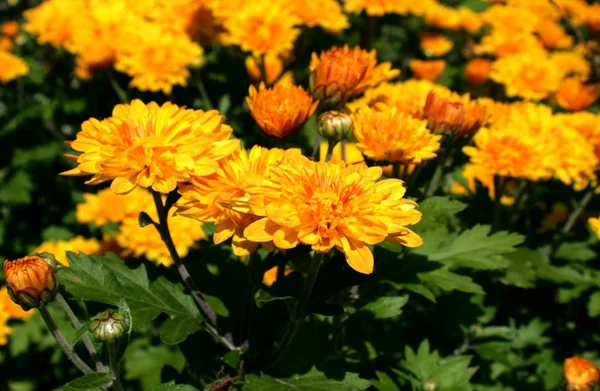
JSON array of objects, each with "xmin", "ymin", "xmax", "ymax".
[
  {"xmin": 24, "ymin": 0, "xmax": 84, "ymax": 47},
  {"xmin": 584, "ymin": 4, "xmax": 600, "ymax": 32},
  {"xmin": 61, "ymin": 99, "xmax": 239, "ymax": 195},
  {"xmin": 222, "ymin": 2, "xmax": 300, "ymax": 56},
  {"xmin": 536, "ymin": 18, "xmax": 573, "ymax": 49},
  {"xmin": 310, "ymin": 45, "xmax": 400, "ymax": 106},
  {"xmin": 0, "ymin": 51, "xmax": 28, "ymax": 83},
  {"xmin": 246, "ymin": 83, "xmax": 318, "ymax": 138},
  {"xmin": 284, "ymin": 0, "xmax": 349, "ymax": 34},
  {"xmin": 474, "ymin": 29, "xmax": 544, "ymax": 58},
  {"xmin": 410, "ymin": 60, "xmax": 446, "ymax": 82},
  {"xmin": 33, "ymin": 236, "xmax": 103, "ymax": 266},
  {"xmin": 420, "ymin": 33, "xmax": 454, "ymax": 57},
  {"xmin": 564, "ymin": 357, "xmax": 600, "ymax": 391},
  {"xmin": 424, "ymin": 92, "xmax": 487, "ymax": 139},
  {"xmin": 353, "ymin": 106, "xmax": 441, "ymax": 164},
  {"xmin": 556, "ymin": 77, "xmax": 599, "ymax": 112},
  {"xmin": 466, "ymin": 58, "xmax": 492, "ymax": 85},
  {"xmin": 1, "ymin": 21, "xmax": 19, "ymax": 38},
  {"xmin": 177, "ymin": 146, "xmax": 300, "ymax": 256},
  {"xmin": 241, "ymin": 155, "xmax": 423, "ymax": 274}
]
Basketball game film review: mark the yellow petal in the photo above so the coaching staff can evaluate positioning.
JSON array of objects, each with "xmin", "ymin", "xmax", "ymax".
[{"xmin": 340, "ymin": 237, "xmax": 374, "ymax": 274}]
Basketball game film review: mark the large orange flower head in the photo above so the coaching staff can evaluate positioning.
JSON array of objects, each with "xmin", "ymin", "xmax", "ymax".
[
  {"xmin": 61, "ymin": 99, "xmax": 239, "ymax": 195},
  {"xmin": 310, "ymin": 45, "xmax": 399, "ymax": 107},
  {"xmin": 352, "ymin": 106, "xmax": 441, "ymax": 165},
  {"xmin": 246, "ymin": 83, "xmax": 318, "ymax": 139},
  {"xmin": 3, "ymin": 256, "xmax": 58, "ymax": 311},
  {"xmin": 177, "ymin": 146, "xmax": 300, "ymax": 256},
  {"xmin": 242, "ymin": 155, "xmax": 423, "ymax": 274},
  {"xmin": 564, "ymin": 357, "xmax": 600, "ymax": 391}
]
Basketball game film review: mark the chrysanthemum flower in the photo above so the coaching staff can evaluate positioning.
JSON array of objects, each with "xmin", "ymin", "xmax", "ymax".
[
  {"xmin": 449, "ymin": 164, "xmax": 514, "ymax": 205},
  {"xmin": 245, "ymin": 52, "xmax": 286, "ymax": 86},
  {"xmin": 177, "ymin": 146, "xmax": 300, "ymax": 256},
  {"xmin": 284, "ymin": 0, "xmax": 349, "ymax": 34},
  {"xmin": 246, "ymin": 83, "xmax": 318, "ymax": 138},
  {"xmin": 1, "ymin": 21, "xmax": 19, "ymax": 38},
  {"xmin": 564, "ymin": 357, "xmax": 600, "ymax": 391},
  {"xmin": 117, "ymin": 206, "xmax": 206, "ymax": 267},
  {"xmin": 536, "ymin": 18, "xmax": 573, "ymax": 49},
  {"xmin": 241, "ymin": 155, "xmax": 423, "ymax": 274},
  {"xmin": 61, "ymin": 99, "xmax": 239, "ymax": 194},
  {"xmin": 556, "ymin": 77, "xmax": 599, "ymax": 112},
  {"xmin": 409, "ymin": 60, "xmax": 446, "ymax": 82},
  {"xmin": 222, "ymin": 2, "xmax": 300, "ymax": 56},
  {"xmin": 457, "ymin": 7, "xmax": 484, "ymax": 33},
  {"xmin": 420, "ymin": 33, "xmax": 454, "ymax": 57},
  {"xmin": 353, "ymin": 106, "xmax": 441, "ymax": 164},
  {"xmin": 557, "ymin": 112, "xmax": 600, "ymax": 149},
  {"xmin": 490, "ymin": 53, "xmax": 562, "ymax": 100},
  {"xmin": 482, "ymin": 4, "xmax": 540, "ymax": 34},
  {"xmin": 24, "ymin": 0, "xmax": 84, "ymax": 47},
  {"xmin": 584, "ymin": 4, "xmax": 600, "ymax": 32},
  {"xmin": 424, "ymin": 92, "xmax": 487, "ymax": 139},
  {"xmin": 343, "ymin": 0, "xmax": 430, "ymax": 16},
  {"xmin": 474, "ymin": 29, "xmax": 544, "ymax": 58},
  {"xmin": 0, "ymin": 51, "xmax": 28, "ymax": 83},
  {"xmin": 552, "ymin": 50, "xmax": 590, "ymax": 80},
  {"xmin": 76, "ymin": 187, "xmax": 153, "ymax": 226},
  {"xmin": 310, "ymin": 45, "xmax": 399, "ymax": 106},
  {"xmin": 423, "ymin": 3, "xmax": 461, "ymax": 30},
  {"xmin": 33, "ymin": 236, "xmax": 103, "ymax": 266},
  {"xmin": 466, "ymin": 58, "xmax": 492, "ymax": 85}
]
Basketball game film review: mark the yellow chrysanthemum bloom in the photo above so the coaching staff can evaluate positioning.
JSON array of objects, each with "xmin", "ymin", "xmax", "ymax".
[
  {"xmin": 285, "ymin": 0, "xmax": 349, "ymax": 34},
  {"xmin": 117, "ymin": 206, "xmax": 206, "ymax": 267},
  {"xmin": 552, "ymin": 50, "xmax": 590, "ymax": 80},
  {"xmin": 245, "ymin": 52, "xmax": 286, "ymax": 86},
  {"xmin": 420, "ymin": 33, "xmax": 454, "ymax": 57},
  {"xmin": 62, "ymin": 99, "xmax": 239, "ymax": 195},
  {"xmin": 24, "ymin": 0, "xmax": 84, "ymax": 47},
  {"xmin": 474, "ymin": 29, "xmax": 544, "ymax": 58},
  {"xmin": 589, "ymin": 218, "xmax": 600, "ymax": 239},
  {"xmin": 0, "ymin": 51, "xmax": 29, "ymax": 83},
  {"xmin": 343, "ymin": 0, "xmax": 432, "ymax": 16},
  {"xmin": 556, "ymin": 77, "xmax": 599, "ymax": 112},
  {"xmin": 490, "ymin": 53, "xmax": 562, "ymax": 100},
  {"xmin": 353, "ymin": 107, "xmax": 441, "ymax": 164},
  {"xmin": 556, "ymin": 112, "xmax": 600, "ymax": 149},
  {"xmin": 177, "ymin": 146, "xmax": 300, "ymax": 256},
  {"xmin": 422, "ymin": 3, "xmax": 461, "ymax": 30},
  {"xmin": 115, "ymin": 20, "xmax": 203, "ymax": 94},
  {"xmin": 409, "ymin": 60, "xmax": 446, "ymax": 82},
  {"xmin": 33, "ymin": 236, "xmax": 103, "ymax": 266},
  {"xmin": 536, "ymin": 18, "xmax": 573, "ymax": 49},
  {"xmin": 241, "ymin": 154, "xmax": 423, "ymax": 274},
  {"xmin": 482, "ymin": 4, "xmax": 540, "ymax": 34},
  {"xmin": 0, "ymin": 286, "xmax": 32, "ymax": 320},
  {"xmin": 77, "ymin": 187, "xmax": 152, "ymax": 226},
  {"xmin": 222, "ymin": 2, "xmax": 300, "ymax": 56}
]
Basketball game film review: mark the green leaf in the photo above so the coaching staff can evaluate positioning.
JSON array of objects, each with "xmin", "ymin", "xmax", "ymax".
[
  {"xmin": 588, "ymin": 291, "xmax": 600, "ymax": 317},
  {"xmin": 254, "ymin": 289, "xmax": 294, "ymax": 308},
  {"xmin": 218, "ymin": 94, "xmax": 232, "ymax": 115},
  {"xmin": 418, "ymin": 196, "xmax": 467, "ymax": 219},
  {"xmin": 203, "ymin": 293, "xmax": 229, "ymax": 317},
  {"xmin": 138, "ymin": 211, "xmax": 156, "ymax": 227},
  {"xmin": 222, "ymin": 350, "xmax": 242, "ymax": 369},
  {"xmin": 359, "ymin": 296, "xmax": 409, "ymax": 319},
  {"xmin": 41, "ymin": 226, "xmax": 75, "ymax": 241},
  {"xmin": 416, "ymin": 225, "xmax": 524, "ymax": 270},
  {"xmin": 150, "ymin": 381, "xmax": 200, "ymax": 391},
  {"xmin": 429, "ymin": 356, "xmax": 474, "ymax": 390},
  {"xmin": 159, "ymin": 317, "xmax": 201, "ymax": 345},
  {"xmin": 243, "ymin": 367, "xmax": 371, "ymax": 390},
  {"xmin": 0, "ymin": 171, "xmax": 34, "ymax": 204},
  {"xmin": 124, "ymin": 339, "xmax": 186, "ymax": 390},
  {"xmin": 372, "ymin": 371, "xmax": 401, "ymax": 391},
  {"xmin": 554, "ymin": 242, "xmax": 596, "ymax": 262},
  {"xmin": 59, "ymin": 252, "xmax": 201, "ymax": 342},
  {"xmin": 418, "ymin": 269, "xmax": 485, "ymax": 295},
  {"xmin": 60, "ymin": 373, "xmax": 112, "ymax": 391},
  {"xmin": 11, "ymin": 142, "xmax": 64, "ymax": 167}
]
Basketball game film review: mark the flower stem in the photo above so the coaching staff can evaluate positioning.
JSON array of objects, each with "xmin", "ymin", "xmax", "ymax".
[
  {"xmin": 562, "ymin": 188, "xmax": 595, "ymax": 234},
  {"xmin": 492, "ymin": 175, "xmax": 508, "ymax": 232},
  {"xmin": 107, "ymin": 340, "xmax": 124, "ymax": 391},
  {"xmin": 56, "ymin": 293, "xmax": 106, "ymax": 373},
  {"xmin": 325, "ymin": 139, "xmax": 336, "ymax": 162},
  {"xmin": 267, "ymin": 252, "xmax": 324, "ymax": 369},
  {"xmin": 39, "ymin": 307, "xmax": 94, "ymax": 375},
  {"xmin": 340, "ymin": 140, "xmax": 347, "ymax": 162},
  {"xmin": 196, "ymin": 70, "xmax": 214, "ymax": 110},
  {"xmin": 425, "ymin": 147, "xmax": 452, "ymax": 197},
  {"xmin": 151, "ymin": 191, "xmax": 237, "ymax": 350},
  {"xmin": 107, "ymin": 70, "xmax": 128, "ymax": 104}
]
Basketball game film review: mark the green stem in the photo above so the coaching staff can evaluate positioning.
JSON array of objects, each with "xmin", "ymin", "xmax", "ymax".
[
  {"xmin": 151, "ymin": 191, "xmax": 237, "ymax": 350},
  {"xmin": 509, "ymin": 180, "xmax": 530, "ymax": 225},
  {"xmin": 196, "ymin": 70, "xmax": 214, "ymax": 110},
  {"xmin": 492, "ymin": 175, "xmax": 508, "ymax": 232},
  {"xmin": 56, "ymin": 293, "xmax": 106, "ymax": 373},
  {"xmin": 325, "ymin": 139, "xmax": 336, "ymax": 162},
  {"xmin": 107, "ymin": 70, "xmax": 128, "ymax": 104},
  {"xmin": 107, "ymin": 341, "xmax": 124, "ymax": 391},
  {"xmin": 392, "ymin": 163, "xmax": 401, "ymax": 179},
  {"xmin": 425, "ymin": 147, "xmax": 452, "ymax": 197},
  {"xmin": 39, "ymin": 307, "xmax": 94, "ymax": 375},
  {"xmin": 267, "ymin": 252, "xmax": 324, "ymax": 369},
  {"xmin": 562, "ymin": 188, "xmax": 595, "ymax": 234},
  {"xmin": 340, "ymin": 140, "xmax": 347, "ymax": 162}
]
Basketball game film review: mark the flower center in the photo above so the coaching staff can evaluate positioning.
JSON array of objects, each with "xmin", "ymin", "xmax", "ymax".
[{"xmin": 310, "ymin": 190, "xmax": 342, "ymax": 231}]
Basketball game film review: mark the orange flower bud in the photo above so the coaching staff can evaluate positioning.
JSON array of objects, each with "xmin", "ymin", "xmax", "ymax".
[
  {"xmin": 317, "ymin": 110, "xmax": 354, "ymax": 142},
  {"xmin": 0, "ymin": 37, "xmax": 13, "ymax": 52},
  {"xmin": 564, "ymin": 357, "xmax": 600, "ymax": 391},
  {"xmin": 420, "ymin": 33, "xmax": 453, "ymax": 57},
  {"xmin": 1, "ymin": 21, "xmax": 19, "ymax": 38},
  {"xmin": 466, "ymin": 58, "xmax": 492, "ymax": 85},
  {"xmin": 556, "ymin": 77, "xmax": 599, "ymax": 112},
  {"xmin": 424, "ymin": 91, "xmax": 487, "ymax": 140},
  {"xmin": 410, "ymin": 60, "xmax": 446, "ymax": 82},
  {"xmin": 3, "ymin": 256, "xmax": 58, "ymax": 310}
]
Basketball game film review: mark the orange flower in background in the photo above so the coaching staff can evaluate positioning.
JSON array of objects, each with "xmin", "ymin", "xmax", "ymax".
[
  {"xmin": 410, "ymin": 60, "xmax": 446, "ymax": 82},
  {"xmin": 584, "ymin": 4, "xmax": 600, "ymax": 32},
  {"xmin": 0, "ymin": 51, "xmax": 29, "ymax": 83},
  {"xmin": 420, "ymin": 33, "xmax": 454, "ymax": 57},
  {"xmin": 424, "ymin": 92, "xmax": 487, "ymax": 139},
  {"xmin": 33, "ymin": 236, "xmax": 103, "ymax": 267},
  {"xmin": 556, "ymin": 78, "xmax": 599, "ymax": 112},
  {"xmin": 564, "ymin": 357, "xmax": 600, "ymax": 391},
  {"xmin": 1, "ymin": 21, "xmax": 19, "ymax": 38},
  {"xmin": 466, "ymin": 58, "xmax": 492, "ymax": 85},
  {"xmin": 242, "ymin": 155, "xmax": 423, "ymax": 274},
  {"xmin": 76, "ymin": 187, "xmax": 152, "ymax": 226},
  {"xmin": 178, "ymin": 146, "xmax": 300, "ymax": 256},
  {"xmin": 285, "ymin": 0, "xmax": 349, "ymax": 34},
  {"xmin": 536, "ymin": 18, "xmax": 573, "ymax": 49},
  {"xmin": 61, "ymin": 99, "xmax": 239, "ymax": 195},
  {"xmin": 245, "ymin": 53, "xmax": 286, "ymax": 86},
  {"xmin": 246, "ymin": 83, "xmax": 318, "ymax": 138},
  {"xmin": 3, "ymin": 256, "xmax": 58, "ymax": 311},
  {"xmin": 310, "ymin": 45, "xmax": 399, "ymax": 106},
  {"xmin": 353, "ymin": 106, "xmax": 441, "ymax": 164},
  {"xmin": 24, "ymin": 0, "xmax": 84, "ymax": 47},
  {"xmin": 475, "ymin": 29, "xmax": 544, "ymax": 58}
]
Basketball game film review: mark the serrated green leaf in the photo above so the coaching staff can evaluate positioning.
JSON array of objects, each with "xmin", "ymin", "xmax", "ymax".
[
  {"xmin": 588, "ymin": 291, "xmax": 600, "ymax": 317},
  {"xmin": 60, "ymin": 373, "xmax": 112, "ymax": 390},
  {"xmin": 359, "ymin": 296, "xmax": 409, "ymax": 319},
  {"xmin": 418, "ymin": 196, "xmax": 467, "ymax": 219},
  {"xmin": 0, "ymin": 171, "xmax": 34, "ymax": 204},
  {"xmin": 555, "ymin": 242, "xmax": 596, "ymax": 262},
  {"xmin": 58, "ymin": 252, "xmax": 201, "ymax": 342},
  {"xmin": 124, "ymin": 339, "xmax": 186, "ymax": 390},
  {"xmin": 419, "ymin": 269, "xmax": 484, "ymax": 295},
  {"xmin": 243, "ymin": 367, "xmax": 371, "ymax": 391},
  {"xmin": 429, "ymin": 356, "xmax": 473, "ymax": 390},
  {"xmin": 160, "ymin": 317, "xmax": 202, "ymax": 345},
  {"xmin": 150, "ymin": 381, "xmax": 200, "ymax": 391}
]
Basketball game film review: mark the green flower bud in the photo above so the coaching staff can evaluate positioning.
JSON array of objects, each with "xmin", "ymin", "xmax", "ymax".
[
  {"xmin": 317, "ymin": 111, "xmax": 354, "ymax": 142},
  {"xmin": 423, "ymin": 379, "xmax": 439, "ymax": 391},
  {"xmin": 89, "ymin": 309, "xmax": 129, "ymax": 342},
  {"xmin": 35, "ymin": 252, "xmax": 62, "ymax": 272}
]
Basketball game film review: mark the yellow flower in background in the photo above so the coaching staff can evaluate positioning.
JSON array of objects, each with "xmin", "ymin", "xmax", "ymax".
[
  {"xmin": 245, "ymin": 53, "xmax": 286, "ymax": 86},
  {"xmin": 552, "ymin": 50, "xmax": 590, "ymax": 80},
  {"xmin": 536, "ymin": 18, "xmax": 573, "ymax": 49},
  {"xmin": 466, "ymin": 58, "xmax": 492, "ymax": 85},
  {"xmin": 409, "ymin": 60, "xmax": 446, "ymax": 82},
  {"xmin": 24, "ymin": 0, "xmax": 84, "ymax": 47},
  {"xmin": 0, "ymin": 51, "xmax": 28, "ymax": 83},
  {"xmin": 319, "ymin": 142, "xmax": 365, "ymax": 165},
  {"xmin": 0, "ymin": 312, "xmax": 11, "ymax": 346},
  {"xmin": 352, "ymin": 106, "xmax": 441, "ymax": 165},
  {"xmin": 490, "ymin": 53, "xmax": 562, "ymax": 100},
  {"xmin": 589, "ymin": 218, "xmax": 600, "ymax": 239},
  {"xmin": 475, "ymin": 29, "xmax": 544, "ymax": 58},
  {"xmin": 343, "ymin": 0, "xmax": 431, "ymax": 16},
  {"xmin": 222, "ymin": 2, "xmax": 300, "ymax": 56},
  {"xmin": 482, "ymin": 4, "xmax": 540, "ymax": 34},
  {"xmin": 584, "ymin": 4, "xmax": 600, "ymax": 32},
  {"xmin": 419, "ymin": 33, "xmax": 454, "ymax": 57},
  {"xmin": 262, "ymin": 266, "xmax": 293, "ymax": 287},
  {"xmin": 422, "ymin": 3, "xmax": 461, "ymax": 30},
  {"xmin": 117, "ymin": 206, "xmax": 206, "ymax": 267},
  {"xmin": 33, "ymin": 236, "xmax": 103, "ymax": 266},
  {"xmin": 449, "ymin": 164, "xmax": 514, "ymax": 205},
  {"xmin": 557, "ymin": 112, "xmax": 600, "ymax": 151},
  {"xmin": 563, "ymin": 356, "xmax": 600, "ymax": 391},
  {"xmin": 246, "ymin": 83, "xmax": 318, "ymax": 138},
  {"xmin": 76, "ymin": 187, "xmax": 152, "ymax": 226},
  {"xmin": 62, "ymin": 99, "xmax": 238, "ymax": 195},
  {"xmin": 242, "ymin": 155, "xmax": 423, "ymax": 274},
  {"xmin": 285, "ymin": 0, "xmax": 349, "ymax": 34},
  {"xmin": 0, "ymin": 287, "xmax": 32, "ymax": 321}
]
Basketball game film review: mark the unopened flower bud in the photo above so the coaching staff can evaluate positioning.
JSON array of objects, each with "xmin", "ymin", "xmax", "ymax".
[
  {"xmin": 423, "ymin": 379, "xmax": 439, "ymax": 391},
  {"xmin": 424, "ymin": 91, "xmax": 486, "ymax": 140},
  {"xmin": 89, "ymin": 309, "xmax": 129, "ymax": 342},
  {"xmin": 317, "ymin": 111, "xmax": 354, "ymax": 142},
  {"xmin": 3, "ymin": 256, "xmax": 58, "ymax": 311},
  {"xmin": 34, "ymin": 252, "xmax": 62, "ymax": 272}
]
